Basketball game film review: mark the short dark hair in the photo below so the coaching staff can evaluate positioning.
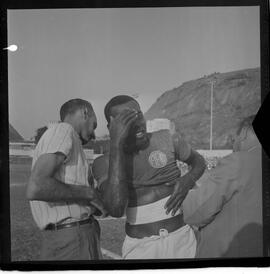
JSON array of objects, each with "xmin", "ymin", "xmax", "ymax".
[
  {"xmin": 60, "ymin": 99, "xmax": 93, "ymax": 122},
  {"xmin": 104, "ymin": 95, "xmax": 138, "ymax": 123},
  {"xmin": 34, "ymin": 126, "xmax": 48, "ymax": 144},
  {"xmin": 237, "ymin": 115, "xmax": 256, "ymax": 135}
]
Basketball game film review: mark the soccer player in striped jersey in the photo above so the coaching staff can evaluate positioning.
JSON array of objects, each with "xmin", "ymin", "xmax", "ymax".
[{"xmin": 92, "ymin": 95, "xmax": 206, "ymax": 259}]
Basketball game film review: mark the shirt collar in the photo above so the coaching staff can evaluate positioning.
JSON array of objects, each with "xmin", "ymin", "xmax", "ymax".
[{"xmin": 62, "ymin": 122, "xmax": 81, "ymax": 141}]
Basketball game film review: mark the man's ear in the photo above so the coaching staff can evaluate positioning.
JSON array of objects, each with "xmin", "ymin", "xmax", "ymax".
[
  {"xmin": 239, "ymin": 127, "xmax": 248, "ymax": 141},
  {"xmin": 107, "ymin": 116, "xmax": 114, "ymax": 128},
  {"xmin": 81, "ymin": 108, "xmax": 88, "ymax": 120}
]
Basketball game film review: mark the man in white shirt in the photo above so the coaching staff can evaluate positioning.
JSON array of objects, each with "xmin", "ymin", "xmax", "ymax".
[{"xmin": 26, "ymin": 98, "xmax": 106, "ymax": 260}]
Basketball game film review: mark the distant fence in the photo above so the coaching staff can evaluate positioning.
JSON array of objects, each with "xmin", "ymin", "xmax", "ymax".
[
  {"xmin": 196, "ymin": 149, "xmax": 232, "ymax": 170},
  {"xmin": 197, "ymin": 150, "xmax": 232, "ymax": 158},
  {"xmin": 10, "ymin": 142, "xmax": 232, "ymax": 168},
  {"xmin": 9, "ymin": 142, "xmax": 35, "ymax": 157},
  {"xmin": 9, "ymin": 145, "xmax": 101, "ymax": 164}
]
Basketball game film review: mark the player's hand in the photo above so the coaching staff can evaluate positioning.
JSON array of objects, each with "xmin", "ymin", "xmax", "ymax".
[
  {"xmin": 88, "ymin": 188, "xmax": 108, "ymax": 218},
  {"xmin": 164, "ymin": 175, "xmax": 195, "ymax": 216},
  {"xmin": 109, "ymin": 109, "xmax": 139, "ymax": 145}
]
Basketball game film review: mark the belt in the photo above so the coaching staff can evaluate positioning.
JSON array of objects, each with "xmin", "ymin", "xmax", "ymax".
[
  {"xmin": 45, "ymin": 216, "xmax": 94, "ymax": 231},
  {"xmin": 125, "ymin": 214, "xmax": 185, "ymax": 239}
]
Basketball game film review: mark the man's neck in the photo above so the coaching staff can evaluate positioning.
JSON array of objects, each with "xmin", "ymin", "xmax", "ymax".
[
  {"xmin": 63, "ymin": 119, "xmax": 81, "ymax": 141},
  {"xmin": 241, "ymin": 137, "xmax": 261, "ymax": 152},
  {"xmin": 63, "ymin": 119, "xmax": 77, "ymax": 132},
  {"xmin": 124, "ymin": 133, "xmax": 151, "ymax": 154}
]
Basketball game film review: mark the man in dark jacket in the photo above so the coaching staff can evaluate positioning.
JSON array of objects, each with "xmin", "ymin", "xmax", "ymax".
[{"xmin": 183, "ymin": 115, "xmax": 263, "ymax": 257}]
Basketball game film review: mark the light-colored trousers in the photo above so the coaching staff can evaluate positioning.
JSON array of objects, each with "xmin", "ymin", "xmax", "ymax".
[{"xmin": 122, "ymin": 224, "xmax": 197, "ymax": 259}]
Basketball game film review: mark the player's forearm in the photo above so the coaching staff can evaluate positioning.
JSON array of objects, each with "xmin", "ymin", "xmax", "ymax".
[
  {"xmin": 104, "ymin": 143, "xmax": 129, "ymax": 217},
  {"xmin": 26, "ymin": 175, "xmax": 94, "ymax": 203},
  {"xmin": 184, "ymin": 150, "xmax": 206, "ymax": 188}
]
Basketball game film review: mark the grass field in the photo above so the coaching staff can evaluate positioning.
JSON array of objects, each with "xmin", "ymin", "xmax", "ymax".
[{"xmin": 9, "ymin": 158, "xmax": 125, "ymax": 261}]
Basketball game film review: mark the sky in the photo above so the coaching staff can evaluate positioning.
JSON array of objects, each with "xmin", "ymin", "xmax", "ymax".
[{"xmin": 8, "ymin": 6, "xmax": 260, "ymax": 139}]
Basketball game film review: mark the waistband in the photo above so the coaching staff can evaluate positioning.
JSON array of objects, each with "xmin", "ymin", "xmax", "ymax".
[
  {"xmin": 125, "ymin": 224, "xmax": 193, "ymax": 242},
  {"xmin": 126, "ymin": 195, "xmax": 182, "ymax": 225}
]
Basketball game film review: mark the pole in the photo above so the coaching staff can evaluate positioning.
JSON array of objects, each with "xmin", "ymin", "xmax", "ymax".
[{"xmin": 210, "ymin": 81, "xmax": 214, "ymax": 151}]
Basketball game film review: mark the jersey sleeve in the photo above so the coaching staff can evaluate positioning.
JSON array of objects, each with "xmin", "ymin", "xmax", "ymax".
[
  {"xmin": 41, "ymin": 123, "xmax": 73, "ymax": 159},
  {"xmin": 172, "ymin": 133, "xmax": 192, "ymax": 162},
  {"xmin": 92, "ymin": 155, "xmax": 109, "ymax": 190}
]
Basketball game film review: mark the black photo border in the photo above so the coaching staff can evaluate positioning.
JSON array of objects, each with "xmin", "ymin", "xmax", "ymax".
[{"xmin": 0, "ymin": 0, "xmax": 269, "ymax": 270}]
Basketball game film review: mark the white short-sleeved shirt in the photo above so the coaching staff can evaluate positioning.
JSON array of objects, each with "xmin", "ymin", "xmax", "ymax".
[{"xmin": 30, "ymin": 122, "xmax": 94, "ymax": 229}]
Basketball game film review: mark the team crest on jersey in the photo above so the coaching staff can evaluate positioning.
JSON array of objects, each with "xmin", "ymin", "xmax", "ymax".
[{"xmin": 148, "ymin": 150, "xmax": 168, "ymax": 168}]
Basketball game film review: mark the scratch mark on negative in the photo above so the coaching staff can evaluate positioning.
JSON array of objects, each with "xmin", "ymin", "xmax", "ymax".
[{"xmin": 101, "ymin": 248, "xmax": 122, "ymax": 260}]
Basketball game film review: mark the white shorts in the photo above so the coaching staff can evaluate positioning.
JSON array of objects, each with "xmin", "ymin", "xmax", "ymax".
[{"xmin": 122, "ymin": 224, "xmax": 197, "ymax": 259}]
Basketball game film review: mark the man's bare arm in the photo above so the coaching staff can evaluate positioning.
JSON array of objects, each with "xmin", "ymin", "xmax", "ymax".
[
  {"xmin": 102, "ymin": 144, "xmax": 129, "ymax": 217},
  {"xmin": 182, "ymin": 149, "xmax": 206, "ymax": 187},
  {"xmin": 102, "ymin": 109, "xmax": 138, "ymax": 217},
  {"xmin": 165, "ymin": 136, "xmax": 206, "ymax": 215},
  {"xmin": 26, "ymin": 152, "xmax": 105, "ymax": 213}
]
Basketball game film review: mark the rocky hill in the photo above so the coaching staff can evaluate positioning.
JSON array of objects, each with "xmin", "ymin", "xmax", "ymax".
[
  {"xmin": 9, "ymin": 124, "xmax": 24, "ymax": 142},
  {"xmin": 144, "ymin": 68, "xmax": 260, "ymax": 149}
]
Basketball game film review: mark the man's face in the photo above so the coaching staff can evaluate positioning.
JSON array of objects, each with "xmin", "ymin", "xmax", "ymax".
[
  {"xmin": 79, "ymin": 108, "xmax": 97, "ymax": 145},
  {"xmin": 110, "ymin": 100, "xmax": 148, "ymax": 150}
]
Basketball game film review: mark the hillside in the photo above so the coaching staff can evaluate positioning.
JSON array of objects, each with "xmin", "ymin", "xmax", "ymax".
[
  {"xmin": 9, "ymin": 124, "xmax": 24, "ymax": 142},
  {"xmin": 145, "ymin": 68, "xmax": 260, "ymax": 149}
]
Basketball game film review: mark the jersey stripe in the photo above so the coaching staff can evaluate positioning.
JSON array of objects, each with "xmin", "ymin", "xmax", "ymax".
[
  {"xmin": 57, "ymin": 126, "xmax": 70, "ymax": 151},
  {"xmin": 45, "ymin": 125, "xmax": 58, "ymax": 153}
]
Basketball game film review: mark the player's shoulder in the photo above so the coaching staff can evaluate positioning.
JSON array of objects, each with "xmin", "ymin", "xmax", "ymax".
[
  {"xmin": 55, "ymin": 122, "xmax": 74, "ymax": 133},
  {"xmin": 152, "ymin": 129, "xmax": 183, "ymax": 144},
  {"xmin": 92, "ymin": 154, "xmax": 109, "ymax": 180},
  {"xmin": 92, "ymin": 154, "xmax": 109, "ymax": 169},
  {"xmin": 45, "ymin": 122, "xmax": 73, "ymax": 137},
  {"xmin": 36, "ymin": 122, "xmax": 74, "ymax": 150},
  {"xmin": 151, "ymin": 129, "xmax": 172, "ymax": 140},
  {"xmin": 149, "ymin": 130, "xmax": 176, "ymax": 150}
]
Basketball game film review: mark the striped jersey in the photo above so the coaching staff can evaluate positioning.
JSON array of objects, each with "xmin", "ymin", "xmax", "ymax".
[{"xmin": 29, "ymin": 122, "xmax": 94, "ymax": 229}]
